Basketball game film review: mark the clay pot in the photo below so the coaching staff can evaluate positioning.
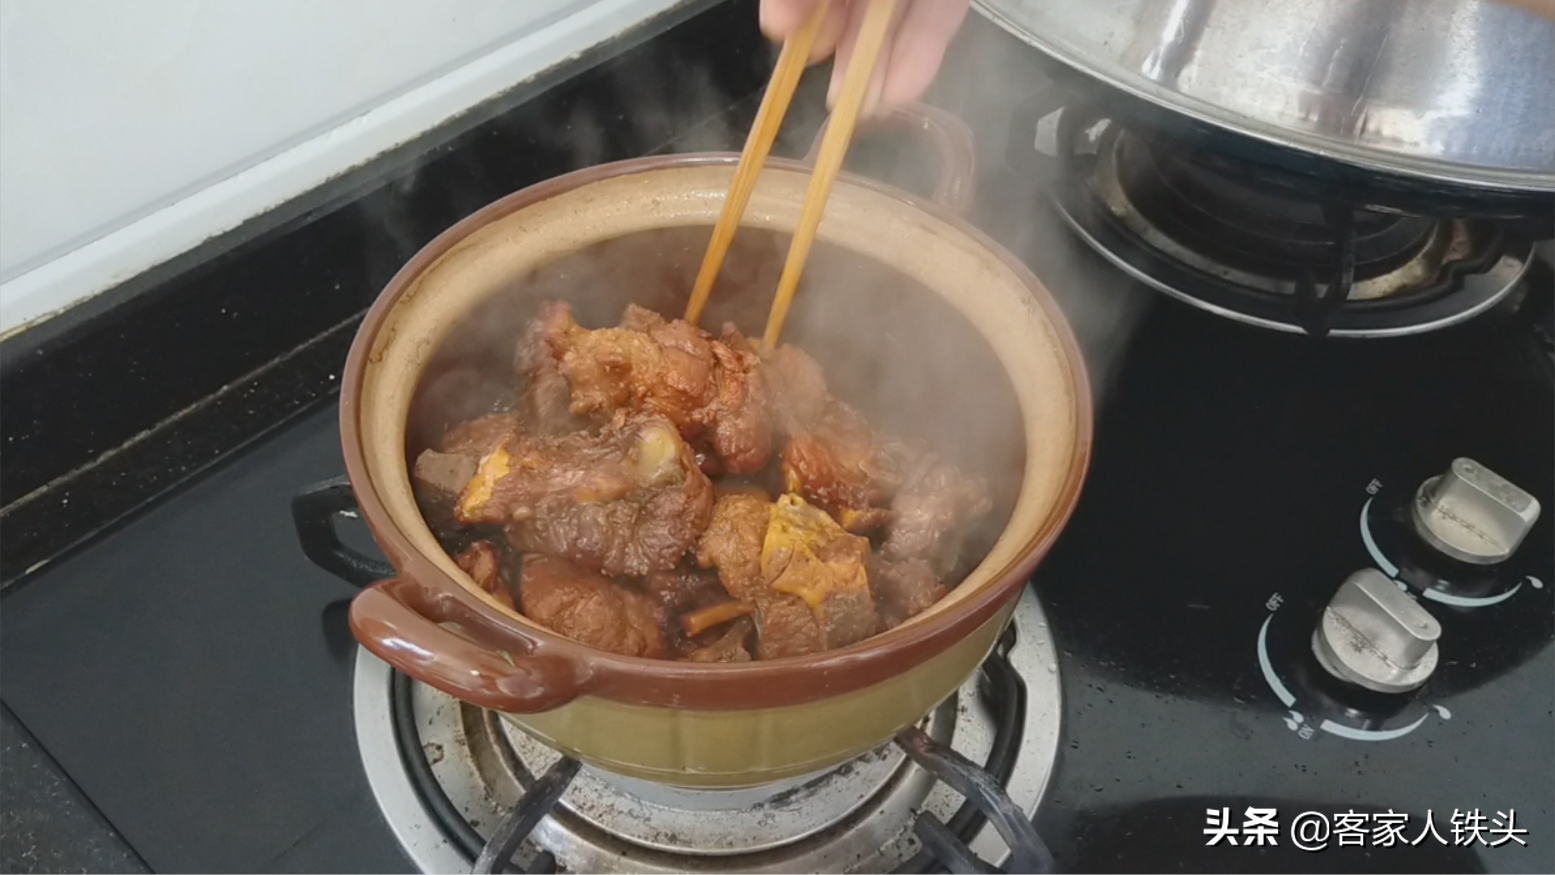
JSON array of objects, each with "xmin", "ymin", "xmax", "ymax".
[{"xmin": 342, "ymin": 105, "xmax": 1091, "ymax": 788}]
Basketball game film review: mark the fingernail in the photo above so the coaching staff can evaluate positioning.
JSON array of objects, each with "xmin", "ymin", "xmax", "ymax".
[{"xmin": 826, "ymin": 67, "xmax": 841, "ymax": 109}]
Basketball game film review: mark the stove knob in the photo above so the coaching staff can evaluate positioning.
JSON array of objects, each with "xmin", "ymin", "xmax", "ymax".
[
  {"xmin": 1411, "ymin": 458, "xmax": 1542, "ymax": 565},
  {"xmin": 1311, "ymin": 569, "xmax": 1441, "ymax": 695}
]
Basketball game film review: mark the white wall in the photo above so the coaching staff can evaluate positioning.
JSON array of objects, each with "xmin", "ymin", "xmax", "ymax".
[{"xmin": 0, "ymin": 0, "xmax": 692, "ymax": 337}]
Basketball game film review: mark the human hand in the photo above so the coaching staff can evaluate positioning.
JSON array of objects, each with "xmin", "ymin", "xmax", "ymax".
[
  {"xmin": 1496, "ymin": 0, "xmax": 1555, "ymax": 18},
  {"xmin": 759, "ymin": 0, "xmax": 973, "ymax": 117}
]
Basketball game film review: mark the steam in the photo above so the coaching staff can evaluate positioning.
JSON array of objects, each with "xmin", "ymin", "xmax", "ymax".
[
  {"xmin": 921, "ymin": 13, "xmax": 1153, "ymax": 410},
  {"xmin": 401, "ymin": 10, "xmax": 1155, "ymax": 557}
]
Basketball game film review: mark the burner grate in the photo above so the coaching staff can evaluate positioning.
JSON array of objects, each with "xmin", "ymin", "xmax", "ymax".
[
  {"xmin": 473, "ymin": 758, "xmax": 577, "ymax": 875},
  {"xmin": 894, "ymin": 723, "xmax": 1055, "ymax": 874},
  {"xmin": 1116, "ymin": 132, "xmax": 1439, "ymax": 283},
  {"xmin": 1006, "ymin": 91, "xmax": 1536, "ymax": 338},
  {"xmin": 391, "ymin": 621, "xmax": 1054, "ymax": 874}
]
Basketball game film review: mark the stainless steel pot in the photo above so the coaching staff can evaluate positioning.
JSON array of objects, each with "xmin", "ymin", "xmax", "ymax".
[{"xmin": 974, "ymin": 0, "xmax": 1555, "ymax": 193}]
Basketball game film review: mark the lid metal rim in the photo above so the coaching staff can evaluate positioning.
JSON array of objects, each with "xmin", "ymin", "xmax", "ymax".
[{"xmin": 973, "ymin": 2, "xmax": 1555, "ymax": 195}]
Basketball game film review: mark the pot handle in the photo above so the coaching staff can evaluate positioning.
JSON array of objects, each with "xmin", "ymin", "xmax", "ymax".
[
  {"xmin": 351, "ymin": 576, "xmax": 593, "ymax": 714},
  {"xmin": 292, "ymin": 476, "xmax": 396, "ymax": 588},
  {"xmin": 802, "ymin": 102, "xmax": 977, "ymax": 215}
]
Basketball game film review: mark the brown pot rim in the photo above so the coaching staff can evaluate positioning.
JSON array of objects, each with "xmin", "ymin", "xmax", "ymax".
[{"xmin": 340, "ymin": 151, "xmax": 1094, "ymax": 711}]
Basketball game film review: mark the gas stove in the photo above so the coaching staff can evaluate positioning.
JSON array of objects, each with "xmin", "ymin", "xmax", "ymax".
[
  {"xmin": 349, "ymin": 592, "xmax": 1057, "ymax": 873},
  {"xmin": 296, "ymin": 238, "xmax": 1553, "ymax": 873},
  {"xmin": 1, "ymin": 5, "xmax": 1550, "ymax": 874},
  {"xmin": 287, "ymin": 74, "xmax": 1552, "ymax": 872},
  {"xmin": 985, "ymin": 86, "xmax": 1553, "ymax": 874}
]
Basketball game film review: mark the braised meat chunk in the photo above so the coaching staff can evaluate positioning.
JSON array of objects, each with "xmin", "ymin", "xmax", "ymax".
[
  {"xmin": 518, "ymin": 554, "xmax": 667, "ymax": 658},
  {"xmin": 454, "ymin": 540, "xmax": 515, "ymax": 610},
  {"xmin": 412, "ymin": 302, "xmax": 992, "ymax": 663},
  {"xmin": 765, "ymin": 344, "xmax": 913, "ymax": 532},
  {"xmin": 413, "ymin": 412, "xmax": 522, "ymax": 529},
  {"xmin": 642, "ymin": 566, "xmax": 728, "ymax": 616},
  {"xmin": 882, "ymin": 453, "xmax": 993, "ymax": 576},
  {"xmin": 765, "ymin": 343, "xmax": 992, "ymax": 559},
  {"xmin": 457, "ymin": 417, "xmax": 713, "ymax": 577},
  {"xmin": 695, "ymin": 494, "xmax": 774, "ymax": 600},
  {"xmin": 706, "ymin": 323, "xmax": 776, "ymax": 476},
  {"xmin": 532, "ymin": 301, "xmax": 774, "ymax": 475},
  {"xmin": 779, "ymin": 421, "xmax": 909, "ymax": 534},
  {"xmin": 763, "ymin": 494, "xmax": 879, "ymax": 648},
  {"xmin": 696, "ymin": 493, "xmax": 879, "ymax": 659},
  {"xmin": 514, "ymin": 304, "xmax": 585, "ymax": 436},
  {"xmin": 440, "ymin": 412, "xmax": 521, "ymax": 458},
  {"xmin": 413, "ymin": 449, "xmax": 478, "ymax": 530},
  {"xmin": 684, "ymin": 617, "xmax": 755, "ymax": 663},
  {"xmin": 761, "ymin": 344, "xmax": 829, "ymax": 432},
  {"xmin": 868, "ymin": 556, "xmax": 946, "ymax": 630},
  {"xmin": 697, "ymin": 493, "xmax": 820, "ymax": 659}
]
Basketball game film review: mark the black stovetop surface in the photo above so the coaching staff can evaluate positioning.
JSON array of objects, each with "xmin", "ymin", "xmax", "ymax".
[
  {"xmin": 2, "ymin": 4, "xmax": 1551, "ymax": 873},
  {"xmin": 1008, "ymin": 230, "xmax": 1554, "ymax": 875}
]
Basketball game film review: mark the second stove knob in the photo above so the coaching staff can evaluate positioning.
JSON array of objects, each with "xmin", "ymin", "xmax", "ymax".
[
  {"xmin": 1412, "ymin": 457, "xmax": 1541, "ymax": 566},
  {"xmin": 1312, "ymin": 569, "xmax": 1441, "ymax": 695}
]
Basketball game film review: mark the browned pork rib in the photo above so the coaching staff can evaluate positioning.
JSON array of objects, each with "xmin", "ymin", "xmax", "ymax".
[
  {"xmin": 763, "ymin": 345, "xmax": 905, "ymax": 532},
  {"xmin": 411, "ymin": 412, "xmax": 522, "ymax": 528},
  {"xmin": 524, "ymin": 301, "xmax": 774, "ymax": 475},
  {"xmin": 453, "ymin": 540, "xmax": 515, "ymax": 611},
  {"xmin": 514, "ymin": 306, "xmax": 586, "ymax": 436},
  {"xmin": 517, "ymin": 554, "xmax": 667, "ymax": 658},
  {"xmin": 696, "ymin": 493, "xmax": 879, "ymax": 659},
  {"xmin": 642, "ymin": 565, "xmax": 728, "ymax": 616},
  {"xmin": 764, "ymin": 343, "xmax": 992, "ymax": 562},
  {"xmin": 456, "ymin": 417, "xmax": 713, "ymax": 577},
  {"xmin": 882, "ymin": 453, "xmax": 993, "ymax": 576},
  {"xmin": 867, "ymin": 555, "xmax": 948, "ymax": 630}
]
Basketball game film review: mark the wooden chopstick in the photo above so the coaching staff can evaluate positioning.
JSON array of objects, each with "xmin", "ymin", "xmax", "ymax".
[
  {"xmin": 683, "ymin": 5, "xmax": 827, "ymax": 327},
  {"xmin": 762, "ymin": 0, "xmax": 900, "ymax": 351}
]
